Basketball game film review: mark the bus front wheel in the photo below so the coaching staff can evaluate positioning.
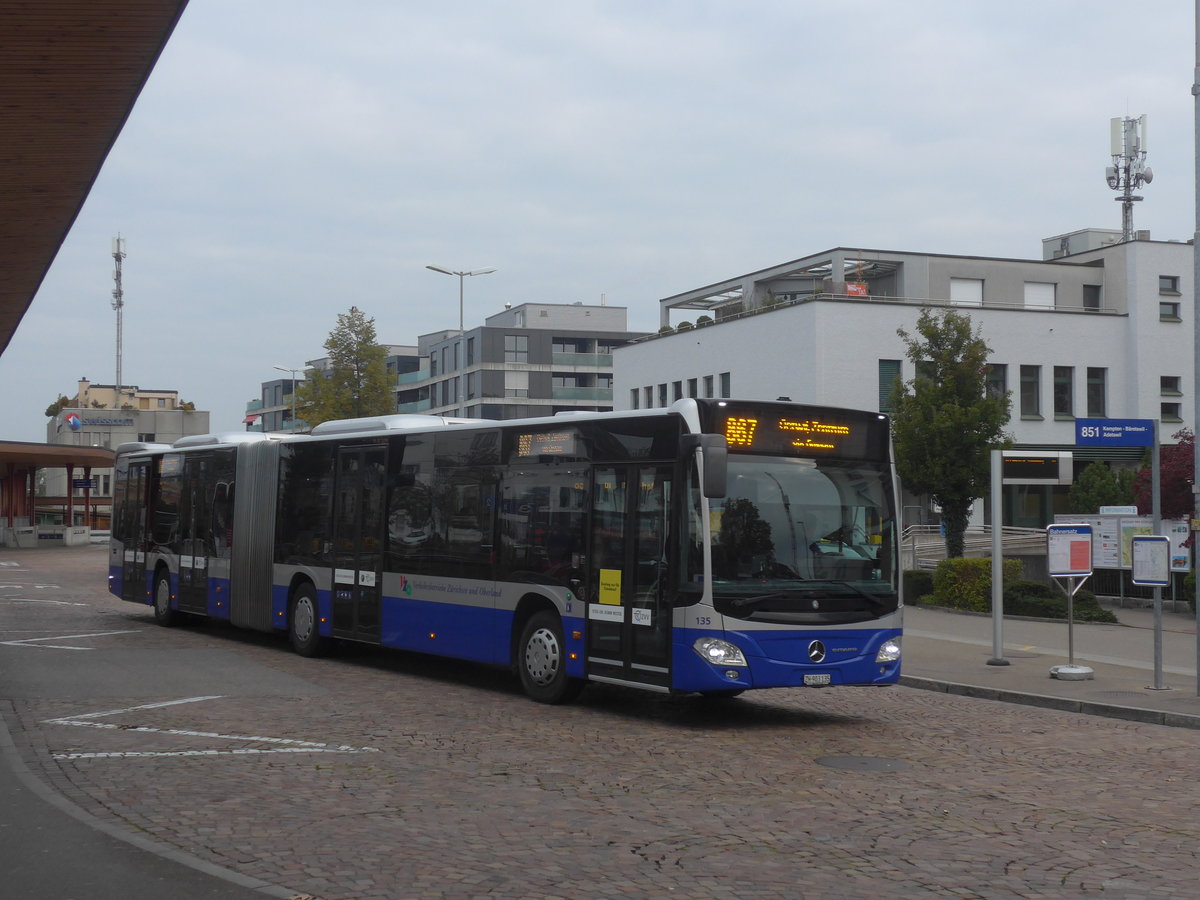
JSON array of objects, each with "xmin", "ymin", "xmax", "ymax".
[
  {"xmin": 153, "ymin": 571, "xmax": 176, "ymax": 627},
  {"xmin": 517, "ymin": 611, "xmax": 584, "ymax": 704},
  {"xmin": 289, "ymin": 583, "xmax": 326, "ymax": 657}
]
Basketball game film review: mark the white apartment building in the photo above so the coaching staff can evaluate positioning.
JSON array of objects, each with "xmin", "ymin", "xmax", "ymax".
[{"xmin": 614, "ymin": 229, "xmax": 1194, "ymax": 527}]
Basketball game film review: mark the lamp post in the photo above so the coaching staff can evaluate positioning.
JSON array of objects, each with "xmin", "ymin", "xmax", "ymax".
[
  {"xmin": 426, "ymin": 265, "xmax": 497, "ymax": 333},
  {"xmin": 273, "ymin": 365, "xmax": 301, "ymax": 432}
]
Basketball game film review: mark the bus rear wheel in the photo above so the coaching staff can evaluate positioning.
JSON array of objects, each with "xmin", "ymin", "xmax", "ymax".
[
  {"xmin": 153, "ymin": 571, "xmax": 176, "ymax": 627},
  {"xmin": 518, "ymin": 611, "xmax": 584, "ymax": 704},
  {"xmin": 289, "ymin": 583, "xmax": 326, "ymax": 657}
]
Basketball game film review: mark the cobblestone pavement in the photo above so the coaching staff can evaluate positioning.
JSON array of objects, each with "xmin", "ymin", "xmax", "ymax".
[{"xmin": 3, "ymin": 545, "xmax": 1199, "ymax": 899}]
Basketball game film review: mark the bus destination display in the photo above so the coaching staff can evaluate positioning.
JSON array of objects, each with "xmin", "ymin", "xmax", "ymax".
[
  {"xmin": 516, "ymin": 430, "xmax": 580, "ymax": 458},
  {"xmin": 717, "ymin": 405, "xmax": 884, "ymax": 459}
]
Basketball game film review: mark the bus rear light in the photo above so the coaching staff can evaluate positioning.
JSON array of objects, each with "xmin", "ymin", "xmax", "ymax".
[{"xmin": 429, "ymin": 632, "xmax": 437, "ymax": 639}]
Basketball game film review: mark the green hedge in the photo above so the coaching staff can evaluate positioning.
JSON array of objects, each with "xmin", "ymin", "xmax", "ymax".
[
  {"xmin": 903, "ymin": 570, "xmax": 934, "ymax": 604},
  {"xmin": 1003, "ymin": 579, "xmax": 1117, "ymax": 623},
  {"xmin": 930, "ymin": 557, "xmax": 1023, "ymax": 613}
]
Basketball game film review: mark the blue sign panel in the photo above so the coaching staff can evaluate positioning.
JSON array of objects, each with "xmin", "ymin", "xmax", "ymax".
[{"xmin": 1075, "ymin": 418, "xmax": 1154, "ymax": 448}]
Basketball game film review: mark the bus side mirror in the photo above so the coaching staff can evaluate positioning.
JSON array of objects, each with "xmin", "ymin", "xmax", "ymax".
[{"xmin": 681, "ymin": 434, "xmax": 727, "ymax": 498}]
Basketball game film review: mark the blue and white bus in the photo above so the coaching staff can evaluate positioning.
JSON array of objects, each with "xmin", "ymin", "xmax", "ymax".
[{"xmin": 109, "ymin": 399, "xmax": 902, "ymax": 703}]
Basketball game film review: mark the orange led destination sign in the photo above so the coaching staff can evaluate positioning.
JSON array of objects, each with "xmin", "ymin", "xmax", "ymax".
[
  {"xmin": 516, "ymin": 430, "xmax": 579, "ymax": 457},
  {"xmin": 723, "ymin": 415, "xmax": 854, "ymax": 452}
]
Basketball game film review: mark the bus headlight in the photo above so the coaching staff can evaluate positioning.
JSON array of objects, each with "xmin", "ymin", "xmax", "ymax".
[
  {"xmin": 693, "ymin": 637, "xmax": 747, "ymax": 667},
  {"xmin": 875, "ymin": 638, "xmax": 901, "ymax": 663}
]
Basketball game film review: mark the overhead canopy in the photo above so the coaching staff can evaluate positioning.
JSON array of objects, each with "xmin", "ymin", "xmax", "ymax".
[
  {"xmin": 0, "ymin": 440, "xmax": 115, "ymax": 470},
  {"xmin": 0, "ymin": 1, "xmax": 189, "ymax": 357}
]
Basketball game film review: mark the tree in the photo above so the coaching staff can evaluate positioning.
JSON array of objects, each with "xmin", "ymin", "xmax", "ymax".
[
  {"xmin": 295, "ymin": 306, "xmax": 394, "ymax": 427},
  {"xmin": 1133, "ymin": 429, "xmax": 1194, "ymax": 519},
  {"xmin": 891, "ymin": 308, "xmax": 1011, "ymax": 558},
  {"xmin": 44, "ymin": 395, "xmax": 70, "ymax": 417},
  {"xmin": 1067, "ymin": 462, "xmax": 1136, "ymax": 514}
]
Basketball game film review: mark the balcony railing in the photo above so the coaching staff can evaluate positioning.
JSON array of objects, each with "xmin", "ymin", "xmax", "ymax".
[
  {"xmin": 397, "ymin": 398, "xmax": 433, "ymax": 413},
  {"xmin": 551, "ymin": 352, "xmax": 612, "ymax": 367},
  {"xmin": 550, "ymin": 387, "xmax": 613, "ymax": 402}
]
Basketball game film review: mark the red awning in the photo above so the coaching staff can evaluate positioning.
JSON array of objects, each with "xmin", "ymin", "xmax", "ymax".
[{"xmin": 242, "ymin": 413, "xmax": 261, "ymax": 424}]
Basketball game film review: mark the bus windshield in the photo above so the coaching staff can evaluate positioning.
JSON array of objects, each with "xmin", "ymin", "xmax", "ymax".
[{"xmin": 702, "ymin": 456, "xmax": 897, "ymax": 622}]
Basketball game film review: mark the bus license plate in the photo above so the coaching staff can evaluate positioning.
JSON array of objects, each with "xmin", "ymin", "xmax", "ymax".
[{"xmin": 804, "ymin": 673, "xmax": 831, "ymax": 687}]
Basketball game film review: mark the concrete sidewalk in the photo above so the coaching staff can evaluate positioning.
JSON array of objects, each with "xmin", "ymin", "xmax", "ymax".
[{"xmin": 900, "ymin": 602, "xmax": 1200, "ymax": 729}]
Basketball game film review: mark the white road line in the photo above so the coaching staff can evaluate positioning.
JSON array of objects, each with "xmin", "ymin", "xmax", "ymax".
[
  {"xmin": 0, "ymin": 629, "xmax": 140, "ymax": 650},
  {"xmin": 44, "ymin": 695, "xmax": 379, "ymax": 758},
  {"xmin": 1, "ymin": 598, "xmax": 89, "ymax": 606}
]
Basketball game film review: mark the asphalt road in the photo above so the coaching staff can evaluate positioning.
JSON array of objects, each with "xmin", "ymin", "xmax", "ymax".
[{"xmin": 2, "ymin": 544, "xmax": 1199, "ymax": 899}]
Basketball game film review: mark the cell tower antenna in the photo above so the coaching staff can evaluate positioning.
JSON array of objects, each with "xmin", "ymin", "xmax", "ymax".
[
  {"xmin": 111, "ymin": 235, "xmax": 126, "ymax": 404},
  {"xmin": 1105, "ymin": 115, "xmax": 1153, "ymax": 241}
]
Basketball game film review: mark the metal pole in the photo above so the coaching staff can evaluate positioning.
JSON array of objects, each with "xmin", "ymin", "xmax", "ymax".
[
  {"xmin": 1150, "ymin": 420, "xmax": 1166, "ymax": 689},
  {"xmin": 459, "ymin": 274, "xmax": 465, "ymax": 334},
  {"xmin": 988, "ymin": 449, "xmax": 1008, "ymax": 665},
  {"xmin": 1193, "ymin": 0, "xmax": 1200, "ymax": 696}
]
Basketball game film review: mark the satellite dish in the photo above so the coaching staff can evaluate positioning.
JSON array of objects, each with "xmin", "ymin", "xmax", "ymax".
[
  {"xmin": 1105, "ymin": 167, "xmax": 1119, "ymax": 189},
  {"xmin": 1142, "ymin": 167, "xmax": 1153, "ymax": 184}
]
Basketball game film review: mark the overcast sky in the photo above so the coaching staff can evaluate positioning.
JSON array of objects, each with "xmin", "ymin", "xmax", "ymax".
[{"xmin": 3, "ymin": 0, "xmax": 1197, "ymax": 442}]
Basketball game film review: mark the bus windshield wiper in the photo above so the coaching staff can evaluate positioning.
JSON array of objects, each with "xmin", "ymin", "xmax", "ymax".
[{"xmin": 725, "ymin": 592, "xmax": 790, "ymax": 611}]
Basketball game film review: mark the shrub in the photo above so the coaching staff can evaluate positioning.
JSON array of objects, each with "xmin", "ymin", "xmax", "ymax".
[
  {"xmin": 931, "ymin": 557, "xmax": 1023, "ymax": 613},
  {"xmin": 903, "ymin": 569, "xmax": 934, "ymax": 604},
  {"xmin": 1002, "ymin": 580, "xmax": 1117, "ymax": 623}
]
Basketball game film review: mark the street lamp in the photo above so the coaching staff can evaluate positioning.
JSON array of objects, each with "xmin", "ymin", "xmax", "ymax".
[
  {"xmin": 426, "ymin": 265, "xmax": 497, "ymax": 333},
  {"xmin": 273, "ymin": 365, "xmax": 301, "ymax": 432}
]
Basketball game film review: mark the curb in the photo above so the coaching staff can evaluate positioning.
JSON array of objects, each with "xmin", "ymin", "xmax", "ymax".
[{"xmin": 899, "ymin": 675, "xmax": 1200, "ymax": 731}]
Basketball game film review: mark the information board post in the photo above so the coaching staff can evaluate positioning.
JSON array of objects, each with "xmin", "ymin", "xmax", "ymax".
[
  {"xmin": 990, "ymin": 450, "xmax": 1073, "ymax": 666},
  {"xmin": 1046, "ymin": 523, "xmax": 1094, "ymax": 680},
  {"xmin": 1131, "ymin": 534, "xmax": 1171, "ymax": 690}
]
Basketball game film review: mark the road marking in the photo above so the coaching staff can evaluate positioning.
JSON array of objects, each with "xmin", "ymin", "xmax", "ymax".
[
  {"xmin": 0, "ymin": 629, "xmax": 140, "ymax": 650},
  {"xmin": 0, "ymin": 583, "xmax": 61, "ymax": 590},
  {"xmin": 44, "ymin": 696, "xmax": 380, "ymax": 758},
  {"xmin": 1, "ymin": 598, "xmax": 89, "ymax": 607}
]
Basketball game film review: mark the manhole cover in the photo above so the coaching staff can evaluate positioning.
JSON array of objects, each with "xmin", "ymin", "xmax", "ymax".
[{"xmin": 816, "ymin": 756, "xmax": 910, "ymax": 772}]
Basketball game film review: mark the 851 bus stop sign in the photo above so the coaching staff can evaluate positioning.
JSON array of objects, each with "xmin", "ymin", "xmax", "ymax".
[{"xmin": 1076, "ymin": 418, "xmax": 1154, "ymax": 447}]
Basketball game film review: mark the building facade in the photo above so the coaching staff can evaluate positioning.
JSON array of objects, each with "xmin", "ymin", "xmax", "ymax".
[
  {"xmin": 401, "ymin": 303, "xmax": 647, "ymax": 419},
  {"xmin": 613, "ymin": 230, "xmax": 1194, "ymax": 527}
]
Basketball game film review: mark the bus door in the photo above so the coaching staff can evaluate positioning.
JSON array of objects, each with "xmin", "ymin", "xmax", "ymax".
[
  {"xmin": 586, "ymin": 464, "xmax": 674, "ymax": 690},
  {"xmin": 177, "ymin": 454, "xmax": 212, "ymax": 615},
  {"xmin": 119, "ymin": 460, "xmax": 152, "ymax": 604},
  {"xmin": 329, "ymin": 444, "xmax": 386, "ymax": 643}
]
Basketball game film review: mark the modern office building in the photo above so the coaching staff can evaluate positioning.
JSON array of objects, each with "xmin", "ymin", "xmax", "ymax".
[
  {"xmin": 401, "ymin": 302, "xmax": 647, "ymax": 419},
  {"xmin": 614, "ymin": 228, "xmax": 1194, "ymax": 527},
  {"xmin": 41, "ymin": 387, "xmax": 210, "ymax": 526}
]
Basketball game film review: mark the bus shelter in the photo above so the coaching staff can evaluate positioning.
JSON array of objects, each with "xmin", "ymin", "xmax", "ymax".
[{"xmin": 0, "ymin": 441, "xmax": 114, "ymax": 547}]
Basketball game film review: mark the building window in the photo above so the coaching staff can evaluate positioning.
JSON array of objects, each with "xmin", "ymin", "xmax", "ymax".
[
  {"xmin": 597, "ymin": 374, "xmax": 612, "ymax": 389},
  {"xmin": 949, "ymin": 277, "xmax": 983, "ymax": 307},
  {"xmin": 630, "ymin": 389, "xmax": 639, "ymax": 410},
  {"xmin": 878, "ymin": 359, "xmax": 901, "ymax": 412},
  {"xmin": 719, "ymin": 372, "xmax": 731, "ymax": 398},
  {"xmin": 1162, "ymin": 402, "xmax": 1183, "ymax": 422},
  {"xmin": 1020, "ymin": 365, "xmax": 1041, "ymax": 418},
  {"xmin": 466, "ymin": 337, "xmax": 476, "ymax": 366},
  {"xmin": 985, "ymin": 363, "xmax": 1007, "ymax": 401},
  {"xmin": 453, "ymin": 342, "xmax": 460, "ymax": 370},
  {"xmin": 703, "ymin": 375, "xmax": 714, "ymax": 398},
  {"xmin": 672, "ymin": 381, "xmax": 683, "ymax": 401},
  {"xmin": 1159, "ymin": 275, "xmax": 1181, "ymax": 295},
  {"xmin": 504, "ymin": 335, "xmax": 529, "ymax": 363},
  {"xmin": 1162, "ymin": 375, "xmax": 1182, "ymax": 396},
  {"xmin": 466, "ymin": 372, "xmax": 476, "ymax": 399},
  {"xmin": 1083, "ymin": 285, "xmax": 1101, "ymax": 311},
  {"xmin": 658, "ymin": 384, "xmax": 668, "ymax": 406},
  {"xmin": 643, "ymin": 386, "xmax": 653, "ymax": 408},
  {"xmin": 1160, "ymin": 301, "xmax": 1181, "ymax": 321},
  {"xmin": 1086, "ymin": 368, "xmax": 1107, "ymax": 417},
  {"xmin": 1053, "ymin": 366, "xmax": 1074, "ymax": 418},
  {"xmin": 687, "ymin": 378, "xmax": 698, "ymax": 398},
  {"xmin": 1023, "ymin": 282, "xmax": 1055, "ymax": 310},
  {"xmin": 430, "ymin": 353, "xmax": 438, "ymax": 377},
  {"xmin": 505, "ymin": 371, "xmax": 528, "ymax": 397}
]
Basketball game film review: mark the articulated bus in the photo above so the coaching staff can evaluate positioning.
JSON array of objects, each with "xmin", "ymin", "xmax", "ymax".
[{"xmin": 109, "ymin": 399, "xmax": 902, "ymax": 703}]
